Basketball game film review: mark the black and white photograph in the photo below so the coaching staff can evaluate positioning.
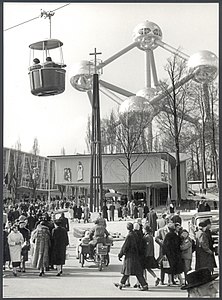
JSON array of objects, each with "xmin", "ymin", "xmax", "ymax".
[{"xmin": 2, "ymin": 2, "xmax": 219, "ymax": 298}]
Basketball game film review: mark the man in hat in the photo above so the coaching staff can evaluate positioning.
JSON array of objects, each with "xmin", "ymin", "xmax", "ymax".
[
  {"xmin": 181, "ymin": 267, "xmax": 219, "ymax": 297},
  {"xmin": 195, "ymin": 221, "xmax": 216, "ymax": 274}
]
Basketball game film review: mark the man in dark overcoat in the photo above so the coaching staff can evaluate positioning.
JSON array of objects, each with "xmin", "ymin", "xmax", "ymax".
[
  {"xmin": 147, "ymin": 207, "xmax": 158, "ymax": 236},
  {"xmin": 114, "ymin": 222, "xmax": 148, "ymax": 291},
  {"xmin": 59, "ymin": 212, "xmax": 69, "ymax": 231},
  {"xmin": 51, "ymin": 219, "xmax": 69, "ymax": 276},
  {"xmin": 195, "ymin": 221, "xmax": 217, "ymax": 274}
]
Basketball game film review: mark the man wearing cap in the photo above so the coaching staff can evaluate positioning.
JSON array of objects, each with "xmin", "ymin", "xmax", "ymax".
[
  {"xmin": 181, "ymin": 267, "xmax": 219, "ymax": 297},
  {"xmin": 195, "ymin": 221, "xmax": 217, "ymax": 274}
]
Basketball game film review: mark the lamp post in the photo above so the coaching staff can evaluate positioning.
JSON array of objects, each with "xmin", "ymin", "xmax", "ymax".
[{"xmin": 89, "ymin": 48, "xmax": 103, "ymax": 213}]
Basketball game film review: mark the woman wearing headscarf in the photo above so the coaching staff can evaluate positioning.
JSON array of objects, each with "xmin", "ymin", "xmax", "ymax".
[
  {"xmin": 31, "ymin": 221, "xmax": 51, "ymax": 276},
  {"xmin": 51, "ymin": 219, "xmax": 69, "ymax": 276},
  {"xmin": 8, "ymin": 224, "xmax": 24, "ymax": 276}
]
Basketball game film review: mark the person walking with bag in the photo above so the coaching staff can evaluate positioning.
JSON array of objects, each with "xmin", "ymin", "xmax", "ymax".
[
  {"xmin": 114, "ymin": 222, "xmax": 149, "ymax": 291},
  {"xmin": 162, "ymin": 222, "xmax": 183, "ymax": 286}
]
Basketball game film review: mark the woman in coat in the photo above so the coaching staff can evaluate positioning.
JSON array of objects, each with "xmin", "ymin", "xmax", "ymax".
[
  {"xmin": 162, "ymin": 222, "xmax": 183, "ymax": 286},
  {"xmin": 8, "ymin": 224, "xmax": 24, "ymax": 276},
  {"xmin": 195, "ymin": 221, "xmax": 217, "ymax": 274},
  {"xmin": 114, "ymin": 222, "xmax": 148, "ymax": 291},
  {"xmin": 31, "ymin": 221, "xmax": 51, "ymax": 276},
  {"xmin": 51, "ymin": 219, "xmax": 69, "ymax": 276}
]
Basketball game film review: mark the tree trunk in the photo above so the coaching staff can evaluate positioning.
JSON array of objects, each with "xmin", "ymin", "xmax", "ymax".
[
  {"xmin": 127, "ymin": 159, "xmax": 132, "ymax": 202},
  {"xmin": 201, "ymin": 122, "xmax": 208, "ymax": 190},
  {"xmin": 195, "ymin": 142, "xmax": 201, "ymax": 180},
  {"xmin": 190, "ymin": 146, "xmax": 195, "ymax": 180}
]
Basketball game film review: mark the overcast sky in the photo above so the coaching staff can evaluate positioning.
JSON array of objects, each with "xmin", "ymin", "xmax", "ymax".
[{"xmin": 3, "ymin": 2, "xmax": 219, "ymax": 157}]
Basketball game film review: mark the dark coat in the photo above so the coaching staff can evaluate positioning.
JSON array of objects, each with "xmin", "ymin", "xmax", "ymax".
[
  {"xmin": 51, "ymin": 226, "xmax": 69, "ymax": 265},
  {"xmin": 102, "ymin": 205, "xmax": 108, "ymax": 219},
  {"xmin": 76, "ymin": 207, "xmax": 82, "ymax": 220},
  {"xmin": 59, "ymin": 216, "xmax": 69, "ymax": 231},
  {"xmin": 3, "ymin": 230, "xmax": 10, "ymax": 263},
  {"xmin": 27, "ymin": 215, "xmax": 38, "ymax": 232},
  {"xmin": 195, "ymin": 229, "xmax": 217, "ymax": 272},
  {"xmin": 19, "ymin": 227, "xmax": 30, "ymax": 262},
  {"xmin": 147, "ymin": 210, "xmax": 158, "ymax": 234},
  {"xmin": 162, "ymin": 230, "xmax": 184, "ymax": 275},
  {"xmin": 119, "ymin": 231, "xmax": 143, "ymax": 276}
]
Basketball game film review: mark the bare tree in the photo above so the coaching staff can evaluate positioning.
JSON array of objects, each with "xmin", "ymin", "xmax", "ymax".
[
  {"xmin": 114, "ymin": 106, "xmax": 152, "ymax": 202},
  {"xmin": 7, "ymin": 140, "xmax": 23, "ymax": 202},
  {"xmin": 28, "ymin": 138, "xmax": 40, "ymax": 198},
  {"xmin": 157, "ymin": 54, "xmax": 195, "ymax": 206}
]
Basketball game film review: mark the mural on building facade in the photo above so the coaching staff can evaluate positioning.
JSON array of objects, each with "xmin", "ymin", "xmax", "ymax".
[
  {"xmin": 64, "ymin": 168, "xmax": 72, "ymax": 182},
  {"xmin": 77, "ymin": 161, "xmax": 83, "ymax": 181}
]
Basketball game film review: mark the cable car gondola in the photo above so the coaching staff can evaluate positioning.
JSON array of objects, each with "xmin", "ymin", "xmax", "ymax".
[{"xmin": 28, "ymin": 39, "xmax": 66, "ymax": 96}]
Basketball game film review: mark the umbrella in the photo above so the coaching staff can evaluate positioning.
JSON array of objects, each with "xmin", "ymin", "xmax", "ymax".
[{"xmin": 105, "ymin": 192, "xmax": 122, "ymax": 198}]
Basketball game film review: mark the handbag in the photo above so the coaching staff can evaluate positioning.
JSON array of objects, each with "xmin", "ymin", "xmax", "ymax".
[{"xmin": 162, "ymin": 255, "xmax": 170, "ymax": 269}]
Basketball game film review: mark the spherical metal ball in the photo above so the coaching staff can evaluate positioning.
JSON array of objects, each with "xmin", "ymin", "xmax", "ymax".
[
  {"xmin": 187, "ymin": 50, "xmax": 218, "ymax": 83},
  {"xmin": 119, "ymin": 95, "xmax": 154, "ymax": 122},
  {"xmin": 70, "ymin": 60, "xmax": 93, "ymax": 92},
  {"xmin": 133, "ymin": 20, "xmax": 162, "ymax": 51},
  {"xmin": 136, "ymin": 87, "xmax": 157, "ymax": 100}
]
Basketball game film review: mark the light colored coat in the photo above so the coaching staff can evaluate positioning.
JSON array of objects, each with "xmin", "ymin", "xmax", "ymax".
[
  {"xmin": 31, "ymin": 224, "xmax": 51, "ymax": 269},
  {"xmin": 8, "ymin": 231, "xmax": 24, "ymax": 262}
]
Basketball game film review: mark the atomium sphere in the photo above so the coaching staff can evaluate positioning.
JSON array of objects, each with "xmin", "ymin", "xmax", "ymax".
[
  {"xmin": 133, "ymin": 20, "xmax": 162, "ymax": 51},
  {"xmin": 187, "ymin": 50, "xmax": 218, "ymax": 83},
  {"xmin": 136, "ymin": 87, "xmax": 157, "ymax": 101},
  {"xmin": 70, "ymin": 60, "xmax": 93, "ymax": 92},
  {"xmin": 119, "ymin": 95, "xmax": 154, "ymax": 122}
]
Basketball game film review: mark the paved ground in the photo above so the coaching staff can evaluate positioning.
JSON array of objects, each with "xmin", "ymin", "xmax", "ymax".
[{"xmin": 3, "ymin": 212, "xmax": 219, "ymax": 298}]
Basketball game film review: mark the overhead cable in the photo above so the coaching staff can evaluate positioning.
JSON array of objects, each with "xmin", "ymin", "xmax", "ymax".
[{"xmin": 4, "ymin": 3, "xmax": 71, "ymax": 32}]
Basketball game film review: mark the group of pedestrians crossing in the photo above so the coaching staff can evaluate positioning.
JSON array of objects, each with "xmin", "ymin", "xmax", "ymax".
[{"xmin": 114, "ymin": 210, "xmax": 218, "ymax": 292}]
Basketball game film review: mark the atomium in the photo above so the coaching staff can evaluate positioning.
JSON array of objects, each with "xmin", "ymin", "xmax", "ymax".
[
  {"xmin": 136, "ymin": 87, "xmax": 158, "ymax": 100},
  {"xmin": 70, "ymin": 60, "xmax": 93, "ymax": 92},
  {"xmin": 187, "ymin": 50, "xmax": 218, "ymax": 83},
  {"xmin": 70, "ymin": 21, "xmax": 218, "ymax": 132},
  {"xmin": 132, "ymin": 20, "xmax": 162, "ymax": 51},
  {"xmin": 119, "ymin": 95, "xmax": 154, "ymax": 123}
]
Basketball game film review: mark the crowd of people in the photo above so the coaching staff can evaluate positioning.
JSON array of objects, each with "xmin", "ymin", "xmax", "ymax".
[
  {"xmin": 114, "ymin": 211, "xmax": 218, "ymax": 295},
  {"xmin": 3, "ymin": 196, "xmax": 218, "ymax": 296},
  {"xmin": 3, "ymin": 197, "xmax": 70, "ymax": 277}
]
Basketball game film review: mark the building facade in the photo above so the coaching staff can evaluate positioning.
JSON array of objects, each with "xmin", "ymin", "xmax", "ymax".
[
  {"xmin": 49, "ymin": 152, "xmax": 188, "ymax": 208},
  {"xmin": 3, "ymin": 147, "xmax": 55, "ymax": 200}
]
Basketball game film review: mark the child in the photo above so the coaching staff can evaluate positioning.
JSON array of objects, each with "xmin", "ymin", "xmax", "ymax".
[
  {"xmin": 180, "ymin": 229, "xmax": 193, "ymax": 284},
  {"xmin": 81, "ymin": 230, "xmax": 90, "ymax": 244}
]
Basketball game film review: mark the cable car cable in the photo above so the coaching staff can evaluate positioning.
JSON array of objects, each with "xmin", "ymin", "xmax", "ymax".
[{"xmin": 4, "ymin": 3, "xmax": 71, "ymax": 32}]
